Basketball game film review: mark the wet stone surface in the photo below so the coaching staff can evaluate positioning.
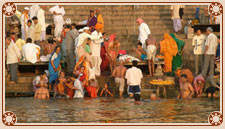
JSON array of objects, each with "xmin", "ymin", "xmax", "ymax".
[{"xmin": 5, "ymin": 97, "xmax": 220, "ymax": 123}]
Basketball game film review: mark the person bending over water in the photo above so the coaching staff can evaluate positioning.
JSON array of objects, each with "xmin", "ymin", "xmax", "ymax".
[
  {"xmin": 177, "ymin": 74, "xmax": 194, "ymax": 99},
  {"xmin": 150, "ymin": 90, "xmax": 160, "ymax": 100},
  {"xmin": 100, "ymin": 82, "xmax": 114, "ymax": 97},
  {"xmin": 134, "ymin": 42, "xmax": 147, "ymax": 61},
  {"xmin": 34, "ymin": 80, "xmax": 49, "ymax": 99}
]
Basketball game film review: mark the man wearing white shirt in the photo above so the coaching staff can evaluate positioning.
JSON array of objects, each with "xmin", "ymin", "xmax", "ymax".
[
  {"xmin": 37, "ymin": 5, "xmax": 46, "ymax": 41},
  {"xmin": 192, "ymin": 29, "xmax": 206, "ymax": 75},
  {"xmin": 91, "ymin": 23, "xmax": 104, "ymax": 76},
  {"xmin": 22, "ymin": 38, "xmax": 41, "ymax": 64},
  {"xmin": 73, "ymin": 75, "xmax": 84, "ymax": 98},
  {"xmin": 29, "ymin": 5, "xmax": 40, "ymax": 20},
  {"xmin": 125, "ymin": 60, "xmax": 143, "ymax": 97},
  {"xmin": 137, "ymin": 18, "xmax": 151, "ymax": 50},
  {"xmin": 201, "ymin": 27, "xmax": 219, "ymax": 89},
  {"xmin": 6, "ymin": 36, "xmax": 21, "ymax": 84},
  {"xmin": 49, "ymin": 5, "xmax": 65, "ymax": 38}
]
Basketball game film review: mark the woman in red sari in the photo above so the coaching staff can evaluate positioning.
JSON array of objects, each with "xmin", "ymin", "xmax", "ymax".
[
  {"xmin": 100, "ymin": 32, "xmax": 109, "ymax": 72},
  {"xmin": 86, "ymin": 79, "xmax": 99, "ymax": 98}
]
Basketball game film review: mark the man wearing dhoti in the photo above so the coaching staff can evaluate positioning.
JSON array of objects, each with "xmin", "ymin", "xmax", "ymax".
[
  {"xmin": 20, "ymin": 7, "xmax": 30, "ymax": 40},
  {"xmin": 91, "ymin": 23, "xmax": 104, "ymax": 76},
  {"xmin": 49, "ymin": 5, "xmax": 65, "ymax": 39}
]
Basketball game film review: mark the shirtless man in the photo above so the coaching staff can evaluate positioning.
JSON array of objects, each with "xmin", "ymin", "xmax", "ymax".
[
  {"xmin": 177, "ymin": 74, "xmax": 194, "ymax": 99},
  {"xmin": 107, "ymin": 38, "xmax": 120, "ymax": 73},
  {"xmin": 133, "ymin": 43, "xmax": 146, "ymax": 61},
  {"xmin": 34, "ymin": 80, "xmax": 50, "ymax": 99},
  {"xmin": 145, "ymin": 35, "xmax": 157, "ymax": 76},
  {"xmin": 112, "ymin": 61, "xmax": 127, "ymax": 98}
]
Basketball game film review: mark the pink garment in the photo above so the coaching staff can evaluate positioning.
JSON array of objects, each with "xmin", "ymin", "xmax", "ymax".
[
  {"xmin": 137, "ymin": 18, "xmax": 144, "ymax": 24},
  {"xmin": 193, "ymin": 75, "xmax": 205, "ymax": 93}
]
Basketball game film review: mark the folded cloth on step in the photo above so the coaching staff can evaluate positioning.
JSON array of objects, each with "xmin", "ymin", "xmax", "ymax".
[{"xmin": 118, "ymin": 54, "xmax": 140, "ymax": 62}]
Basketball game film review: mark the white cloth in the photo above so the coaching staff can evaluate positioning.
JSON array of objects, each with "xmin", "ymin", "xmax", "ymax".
[
  {"xmin": 138, "ymin": 23, "xmax": 151, "ymax": 48},
  {"xmin": 118, "ymin": 54, "xmax": 140, "ymax": 62},
  {"xmin": 20, "ymin": 14, "xmax": 29, "ymax": 40},
  {"xmin": 171, "ymin": 5, "xmax": 182, "ymax": 19},
  {"xmin": 37, "ymin": 8, "xmax": 46, "ymax": 31},
  {"xmin": 49, "ymin": 5, "xmax": 65, "ymax": 38},
  {"xmin": 91, "ymin": 56, "xmax": 102, "ymax": 76},
  {"xmin": 146, "ymin": 45, "xmax": 156, "ymax": 60},
  {"xmin": 125, "ymin": 67, "xmax": 143, "ymax": 86},
  {"xmin": 205, "ymin": 33, "xmax": 218, "ymax": 55},
  {"xmin": 6, "ymin": 42, "xmax": 21, "ymax": 64},
  {"xmin": 51, "ymin": 53, "xmax": 58, "ymax": 61},
  {"xmin": 22, "ymin": 43, "xmax": 40, "ymax": 64},
  {"xmin": 88, "ymin": 67, "xmax": 96, "ymax": 80},
  {"xmin": 26, "ymin": 26, "xmax": 34, "ymax": 42},
  {"xmin": 29, "ymin": 5, "xmax": 40, "ymax": 20},
  {"xmin": 77, "ymin": 32, "xmax": 101, "ymax": 47},
  {"xmin": 73, "ymin": 79, "xmax": 84, "ymax": 98},
  {"xmin": 91, "ymin": 30, "xmax": 103, "ymax": 56},
  {"xmin": 40, "ymin": 54, "xmax": 51, "ymax": 62},
  {"xmin": 192, "ymin": 34, "xmax": 206, "ymax": 55}
]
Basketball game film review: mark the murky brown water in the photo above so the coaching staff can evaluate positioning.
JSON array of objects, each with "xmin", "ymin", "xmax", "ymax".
[{"xmin": 5, "ymin": 97, "xmax": 220, "ymax": 123}]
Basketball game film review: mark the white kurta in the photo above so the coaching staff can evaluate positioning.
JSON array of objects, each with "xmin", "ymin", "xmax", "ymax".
[
  {"xmin": 26, "ymin": 26, "xmax": 34, "ymax": 42},
  {"xmin": 22, "ymin": 43, "xmax": 40, "ymax": 64},
  {"xmin": 138, "ymin": 22, "xmax": 151, "ymax": 49},
  {"xmin": 6, "ymin": 42, "xmax": 21, "ymax": 64},
  {"xmin": 91, "ymin": 31, "xmax": 103, "ymax": 76},
  {"xmin": 49, "ymin": 5, "xmax": 65, "ymax": 38},
  {"xmin": 37, "ymin": 8, "xmax": 46, "ymax": 41},
  {"xmin": 29, "ymin": 5, "xmax": 40, "ymax": 20},
  {"xmin": 20, "ymin": 14, "xmax": 29, "ymax": 40},
  {"xmin": 125, "ymin": 67, "xmax": 143, "ymax": 86}
]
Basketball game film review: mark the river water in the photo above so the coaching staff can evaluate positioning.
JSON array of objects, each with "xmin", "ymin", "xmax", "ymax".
[{"xmin": 5, "ymin": 97, "xmax": 220, "ymax": 123}]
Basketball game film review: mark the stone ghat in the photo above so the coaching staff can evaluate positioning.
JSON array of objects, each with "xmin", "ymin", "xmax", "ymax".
[{"xmin": 5, "ymin": 74, "xmax": 179, "ymax": 98}]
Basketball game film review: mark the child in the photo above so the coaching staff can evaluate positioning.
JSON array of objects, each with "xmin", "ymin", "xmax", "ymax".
[
  {"xmin": 193, "ymin": 75, "xmax": 205, "ymax": 97},
  {"xmin": 73, "ymin": 74, "xmax": 84, "ymax": 98},
  {"xmin": 54, "ymin": 71, "xmax": 69, "ymax": 98},
  {"xmin": 150, "ymin": 90, "xmax": 160, "ymax": 100},
  {"xmin": 100, "ymin": 82, "xmax": 114, "ymax": 97},
  {"xmin": 134, "ymin": 42, "xmax": 147, "ymax": 61},
  {"xmin": 84, "ymin": 38, "xmax": 92, "ymax": 56},
  {"xmin": 34, "ymin": 80, "xmax": 49, "ymax": 99},
  {"xmin": 32, "ymin": 71, "xmax": 48, "ymax": 91},
  {"xmin": 177, "ymin": 74, "xmax": 194, "ymax": 99}
]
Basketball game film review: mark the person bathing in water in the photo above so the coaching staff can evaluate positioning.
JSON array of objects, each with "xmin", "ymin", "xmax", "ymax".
[{"xmin": 177, "ymin": 74, "xmax": 194, "ymax": 99}]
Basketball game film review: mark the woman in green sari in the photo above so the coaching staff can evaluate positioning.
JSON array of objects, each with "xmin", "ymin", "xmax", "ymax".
[{"xmin": 169, "ymin": 33, "xmax": 185, "ymax": 74}]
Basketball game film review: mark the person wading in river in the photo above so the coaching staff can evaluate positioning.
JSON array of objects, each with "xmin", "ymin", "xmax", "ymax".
[{"xmin": 112, "ymin": 61, "xmax": 127, "ymax": 98}]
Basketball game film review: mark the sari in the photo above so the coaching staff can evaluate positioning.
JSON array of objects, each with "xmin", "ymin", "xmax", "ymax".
[
  {"xmin": 97, "ymin": 14, "xmax": 104, "ymax": 32},
  {"xmin": 169, "ymin": 33, "xmax": 185, "ymax": 73},
  {"xmin": 100, "ymin": 41, "xmax": 109, "ymax": 72},
  {"xmin": 48, "ymin": 52, "xmax": 61, "ymax": 84},
  {"xmin": 74, "ymin": 56, "xmax": 89, "ymax": 84},
  {"xmin": 160, "ymin": 33, "xmax": 178, "ymax": 73},
  {"xmin": 87, "ymin": 16, "xmax": 97, "ymax": 32}
]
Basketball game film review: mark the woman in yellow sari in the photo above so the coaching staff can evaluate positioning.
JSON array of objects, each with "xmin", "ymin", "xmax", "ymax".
[
  {"xmin": 160, "ymin": 33, "xmax": 178, "ymax": 73},
  {"xmin": 74, "ymin": 56, "xmax": 90, "ymax": 85},
  {"xmin": 96, "ymin": 8, "xmax": 104, "ymax": 33}
]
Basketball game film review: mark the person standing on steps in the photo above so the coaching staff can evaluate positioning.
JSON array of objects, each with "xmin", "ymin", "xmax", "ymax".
[
  {"xmin": 171, "ymin": 5, "xmax": 183, "ymax": 33},
  {"xmin": 192, "ymin": 29, "xmax": 206, "ymax": 75},
  {"xmin": 136, "ymin": 18, "xmax": 151, "ymax": 50},
  {"xmin": 112, "ymin": 61, "xmax": 127, "ymax": 98}
]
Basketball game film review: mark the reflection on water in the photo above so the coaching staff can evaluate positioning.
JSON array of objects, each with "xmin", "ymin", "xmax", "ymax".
[{"xmin": 5, "ymin": 97, "xmax": 220, "ymax": 123}]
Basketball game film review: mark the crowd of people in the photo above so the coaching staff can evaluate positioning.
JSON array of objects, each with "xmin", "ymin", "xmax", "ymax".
[{"xmin": 5, "ymin": 5, "xmax": 220, "ymax": 101}]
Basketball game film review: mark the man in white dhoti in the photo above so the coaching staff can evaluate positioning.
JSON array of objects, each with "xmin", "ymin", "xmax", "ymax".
[
  {"xmin": 171, "ymin": 5, "xmax": 183, "ymax": 33},
  {"xmin": 29, "ymin": 5, "xmax": 40, "ymax": 20},
  {"xmin": 20, "ymin": 7, "xmax": 29, "ymax": 40},
  {"xmin": 49, "ymin": 5, "xmax": 65, "ymax": 39},
  {"xmin": 37, "ymin": 5, "xmax": 46, "ymax": 41},
  {"xmin": 91, "ymin": 23, "xmax": 103, "ymax": 76},
  {"xmin": 22, "ymin": 38, "xmax": 41, "ymax": 64},
  {"xmin": 136, "ymin": 18, "xmax": 151, "ymax": 50}
]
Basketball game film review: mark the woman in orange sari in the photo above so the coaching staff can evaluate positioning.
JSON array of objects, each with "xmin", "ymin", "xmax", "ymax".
[
  {"xmin": 160, "ymin": 33, "xmax": 178, "ymax": 74},
  {"xmin": 73, "ymin": 56, "xmax": 90, "ymax": 85}
]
